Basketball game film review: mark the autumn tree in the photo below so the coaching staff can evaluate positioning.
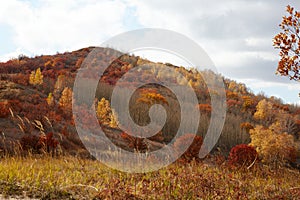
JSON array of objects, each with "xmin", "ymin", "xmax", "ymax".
[
  {"xmin": 242, "ymin": 96, "xmax": 255, "ymax": 111},
  {"xmin": 44, "ymin": 59, "xmax": 56, "ymax": 68},
  {"xmin": 46, "ymin": 93, "xmax": 54, "ymax": 106},
  {"xmin": 96, "ymin": 97, "xmax": 118, "ymax": 128},
  {"xmin": 253, "ymin": 99, "xmax": 275, "ymax": 125},
  {"xmin": 137, "ymin": 90, "xmax": 168, "ymax": 105},
  {"xmin": 59, "ymin": 87, "xmax": 73, "ymax": 112},
  {"xmin": 273, "ymin": 5, "xmax": 300, "ymax": 83},
  {"xmin": 53, "ymin": 75, "xmax": 66, "ymax": 98},
  {"xmin": 254, "ymin": 98, "xmax": 299, "ymax": 136},
  {"xmin": 228, "ymin": 81, "xmax": 247, "ymax": 94},
  {"xmin": 29, "ymin": 68, "xmax": 43, "ymax": 85},
  {"xmin": 274, "ymin": 109, "xmax": 299, "ymax": 138},
  {"xmin": 250, "ymin": 124, "xmax": 296, "ymax": 168}
]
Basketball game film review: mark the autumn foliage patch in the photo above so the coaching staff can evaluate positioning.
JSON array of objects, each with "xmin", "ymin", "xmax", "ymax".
[
  {"xmin": 228, "ymin": 144, "xmax": 258, "ymax": 167},
  {"xmin": 174, "ymin": 134, "xmax": 203, "ymax": 162},
  {"xmin": 20, "ymin": 132, "xmax": 59, "ymax": 154},
  {"xmin": 0, "ymin": 101, "xmax": 10, "ymax": 118}
]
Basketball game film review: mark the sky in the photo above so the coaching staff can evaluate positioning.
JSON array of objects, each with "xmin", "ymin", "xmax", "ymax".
[{"xmin": 0, "ymin": 0, "xmax": 299, "ymax": 105}]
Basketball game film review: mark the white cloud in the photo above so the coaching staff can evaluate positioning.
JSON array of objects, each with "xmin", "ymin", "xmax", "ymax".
[
  {"xmin": 0, "ymin": 48, "xmax": 29, "ymax": 62},
  {"xmin": 0, "ymin": 0, "xmax": 299, "ymax": 104},
  {"xmin": 0, "ymin": 0, "xmax": 127, "ymax": 56},
  {"xmin": 235, "ymin": 78, "xmax": 299, "ymax": 104}
]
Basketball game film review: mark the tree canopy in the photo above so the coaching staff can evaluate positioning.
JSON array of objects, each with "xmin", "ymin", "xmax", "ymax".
[{"xmin": 273, "ymin": 5, "xmax": 300, "ymax": 81}]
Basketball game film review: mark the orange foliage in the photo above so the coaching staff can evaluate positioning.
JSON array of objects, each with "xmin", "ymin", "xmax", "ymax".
[
  {"xmin": 137, "ymin": 90, "xmax": 168, "ymax": 105},
  {"xmin": 198, "ymin": 104, "xmax": 212, "ymax": 113},
  {"xmin": 273, "ymin": 5, "xmax": 300, "ymax": 81},
  {"xmin": 242, "ymin": 96, "xmax": 255, "ymax": 110},
  {"xmin": 226, "ymin": 91, "xmax": 239, "ymax": 100},
  {"xmin": 227, "ymin": 99, "xmax": 241, "ymax": 107},
  {"xmin": 240, "ymin": 122, "xmax": 254, "ymax": 132}
]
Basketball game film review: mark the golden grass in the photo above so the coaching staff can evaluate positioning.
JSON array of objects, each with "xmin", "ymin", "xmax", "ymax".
[{"xmin": 0, "ymin": 155, "xmax": 299, "ymax": 199}]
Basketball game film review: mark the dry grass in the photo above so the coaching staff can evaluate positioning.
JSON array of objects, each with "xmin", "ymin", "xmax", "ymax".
[{"xmin": 0, "ymin": 155, "xmax": 299, "ymax": 199}]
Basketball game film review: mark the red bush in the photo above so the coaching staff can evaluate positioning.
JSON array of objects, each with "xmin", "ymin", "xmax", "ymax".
[
  {"xmin": 20, "ymin": 135, "xmax": 42, "ymax": 153},
  {"xmin": 39, "ymin": 132, "xmax": 59, "ymax": 153},
  {"xmin": 10, "ymin": 74, "xmax": 29, "ymax": 86},
  {"xmin": 20, "ymin": 132, "xmax": 59, "ymax": 154},
  {"xmin": 174, "ymin": 134, "xmax": 203, "ymax": 162},
  {"xmin": 121, "ymin": 132, "xmax": 147, "ymax": 152},
  {"xmin": 228, "ymin": 144, "xmax": 258, "ymax": 167},
  {"xmin": 0, "ymin": 101, "xmax": 10, "ymax": 118}
]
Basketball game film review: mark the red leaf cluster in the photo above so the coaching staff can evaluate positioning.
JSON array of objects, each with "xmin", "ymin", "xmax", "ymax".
[
  {"xmin": 228, "ymin": 144, "xmax": 258, "ymax": 167},
  {"xmin": 0, "ymin": 101, "xmax": 10, "ymax": 118},
  {"xmin": 20, "ymin": 132, "xmax": 59, "ymax": 153},
  {"xmin": 174, "ymin": 134, "xmax": 203, "ymax": 162}
]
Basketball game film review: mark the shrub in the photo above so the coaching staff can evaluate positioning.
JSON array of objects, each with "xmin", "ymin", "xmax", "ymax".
[
  {"xmin": 121, "ymin": 132, "xmax": 147, "ymax": 152},
  {"xmin": 0, "ymin": 102, "xmax": 10, "ymax": 118},
  {"xmin": 250, "ymin": 124, "xmax": 297, "ymax": 167},
  {"xmin": 174, "ymin": 133, "xmax": 203, "ymax": 162},
  {"xmin": 228, "ymin": 144, "xmax": 258, "ymax": 168},
  {"xmin": 20, "ymin": 132, "xmax": 59, "ymax": 154},
  {"xmin": 39, "ymin": 132, "xmax": 59, "ymax": 153},
  {"xmin": 20, "ymin": 135, "xmax": 42, "ymax": 153}
]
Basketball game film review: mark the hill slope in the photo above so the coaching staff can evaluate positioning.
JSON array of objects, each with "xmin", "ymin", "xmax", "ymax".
[{"xmin": 0, "ymin": 47, "xmax": 299, "ymax": 156}]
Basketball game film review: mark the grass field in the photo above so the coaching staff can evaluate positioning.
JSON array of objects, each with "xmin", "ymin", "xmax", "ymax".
[{"xmin": 0, "ymin": 155, "xmax": 299, "ymax": 199}]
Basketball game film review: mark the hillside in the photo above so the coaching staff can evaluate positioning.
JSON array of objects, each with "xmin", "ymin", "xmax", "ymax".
[{"xmin": 0, "ymin": 47, "xmax": 299, "ymax": 158}]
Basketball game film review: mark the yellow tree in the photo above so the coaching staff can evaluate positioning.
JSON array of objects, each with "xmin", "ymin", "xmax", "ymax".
[
  {"xmin": 242, "ymin": 96, "xmax": 254, "ymax": 111},
  {"xmin": 59, "ymin": 87, "xmax": 73, "ymax": 112},
  {"xmin": 253, "ymin": 99, "xmax": 275, "ymax": 125},
  {"xmin": 250, "ymin": 124, "xmax": 296, "ymax": 167},
  {"xmin": 46, "ymin": 92, "xmax": 54, "ymax": 106},
  {"xmin": 35, "ymin": 68, "xmax": 43, "ymax": 85},
  {"xmin": 29, "ymin": 70, "xmax": 35, "ymax": 85},
  {"xmin": 96, "ymin": 98, "xmax": 118, "ymax": 128},
  {"xmin": 228, "ymin": 81, "xmax": 237, "ymax": 92},
  {"xmin": 137, "ymin": 90, "xmax": 168, "ymax": 105},
  {"xmin": 29, "ymin": 68, "xmax": 43, "ymax": 85},
  {"xmin": 109, "ymin": 110, "xmax": 118, "ymax": 128}
]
